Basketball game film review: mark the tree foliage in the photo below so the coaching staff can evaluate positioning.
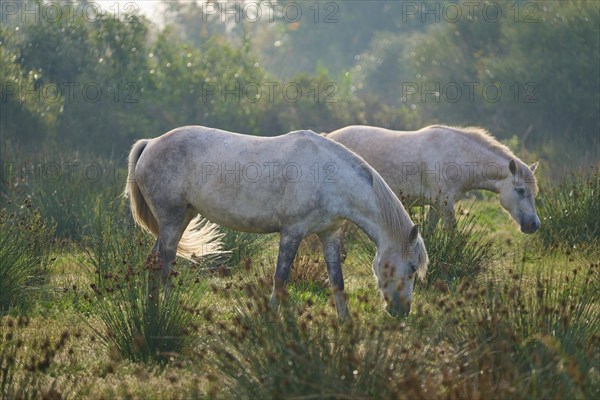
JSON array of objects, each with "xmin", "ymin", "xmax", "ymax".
[{"xmin": 0, "ymin": 0, "xmax": 598, "ymax": 162}]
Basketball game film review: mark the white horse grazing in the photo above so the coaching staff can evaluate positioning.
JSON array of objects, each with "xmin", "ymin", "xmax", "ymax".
[
  {"xmin": 327, "ymin": 125, "xmax": 540, "ymax": 233},
  {"xmin": 124, "ymin": 126, "xmax": 428, "ymax": 318}
]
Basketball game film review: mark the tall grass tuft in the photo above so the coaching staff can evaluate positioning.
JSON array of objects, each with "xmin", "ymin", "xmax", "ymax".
[
  {"xmin": 536, "ymin": 166, "xmax": 600, "ymax": 248},
  {"xmin": 348, "ymin": 203, "xmax": 495, "ymax": 287},
  {"xmin": 83, "ymin": 201, "xmax": 205, "ymax": 362},
  {"xmin": 0, "ymin": 207, "xmax": 55, "ymax": 314},
  {"xmin": 288, "ymin": 235, "xmax": 329, "ymax": 290}
]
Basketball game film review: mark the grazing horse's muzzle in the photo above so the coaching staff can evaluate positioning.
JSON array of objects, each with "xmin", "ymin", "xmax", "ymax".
[
  {"xmin": 386, "ymin": 300, "xmax": 411, "ymax": 318},
  {"xmin": 520, "ymin": 217, "xmax": 540, "ymax": 234}
]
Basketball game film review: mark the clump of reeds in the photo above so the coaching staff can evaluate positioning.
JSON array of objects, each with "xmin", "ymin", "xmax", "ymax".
[
  {"xmin": 203, "ymin": 276, "xmax": 425, "ymax": 398},
  {"xmin": 536, "ymin": 165, "xmax": 600, "ymax": 248},
  {"xmin": 288, "ymin": 235, "xmax": 330, "ymax": 290},
  {"xmin": 0, "ymin": 205, "xmax": 55, "ymax": 314},
  {"xmin": 83, "ymin": 201, "xmax": 206, "ymax": 363}
]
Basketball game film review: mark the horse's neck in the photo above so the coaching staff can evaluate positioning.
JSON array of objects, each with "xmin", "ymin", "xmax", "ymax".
[
  {"xmin": 343, "ymin": 189, "xmax": 397, "ymax": 251},
  {"xmin": 459, "ymin": 146, "xmax": 509, "ymax": 194},
  {"xmin": 348, "ymin": 211, "xmax": 385, "ymax": 249}
]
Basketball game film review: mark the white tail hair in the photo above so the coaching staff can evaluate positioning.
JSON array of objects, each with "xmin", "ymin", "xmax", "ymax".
[{"xmin": 124, "ymin": 139, "xmax": 225, "ymax": 261}]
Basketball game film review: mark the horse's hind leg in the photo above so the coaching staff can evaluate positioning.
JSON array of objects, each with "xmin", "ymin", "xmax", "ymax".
[
  {"xmin": 269, "ymin": 229, "xmax": 304, "ymax": 310},
  {"xmin": 152, "ymin": 206, "xmax": 196, "ymax": 282},
  {"xmin": 318, "ymin": 229, "xmax": 350, "ymax": 321}
]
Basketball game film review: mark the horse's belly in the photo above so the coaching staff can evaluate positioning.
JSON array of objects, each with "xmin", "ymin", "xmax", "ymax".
[
  {"xmin": 186, "ymin": 179, "xmax": 323, "ymax": 233},
  {"xmin": 194, "ymin": 201, "xmax": 281, "ymax": 233}
]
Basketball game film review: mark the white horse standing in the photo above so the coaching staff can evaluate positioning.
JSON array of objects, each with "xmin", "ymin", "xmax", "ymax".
[
  {"xmin": 124, "ymin": 126, "xmax": 428, "ymax": 318},
  {"xmin": 327, "ymin": 125, "xmax": 540, "ymax": 233}
]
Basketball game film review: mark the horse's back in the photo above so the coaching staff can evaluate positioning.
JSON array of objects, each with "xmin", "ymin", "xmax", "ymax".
[
  {"xmin": 133, "ymin": 126, "xmax": 376, "ymax": 233},
  {"xmin": 327, "ymin": 125, "xmax": 466, "ymax": 202}
]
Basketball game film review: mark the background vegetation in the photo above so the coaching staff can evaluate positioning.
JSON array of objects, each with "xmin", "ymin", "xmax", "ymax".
[
  {"xmin": 0, "ymin": 1, "xmax": 598, "ymax": 399},
  {"xmin": 1, "ymin": 0, "xmax": 598, "ymax": 162}
]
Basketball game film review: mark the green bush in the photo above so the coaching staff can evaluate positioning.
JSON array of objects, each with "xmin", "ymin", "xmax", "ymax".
[
  {"xmin": 536, "ymin": 166, "xmax": 600, "ymax": 248},
  {"xmin": 0, "ymin": 208, "xmax": 55, "ymax": 314}
]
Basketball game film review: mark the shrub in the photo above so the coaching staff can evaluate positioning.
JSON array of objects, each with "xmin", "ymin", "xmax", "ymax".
[
  {"xmin": 536, "ymin": 166, "xmax": 600, "ymax": 248},
  {"xmin": 0, "ymin": 207, "xmax": 54, "ymax": 314}
]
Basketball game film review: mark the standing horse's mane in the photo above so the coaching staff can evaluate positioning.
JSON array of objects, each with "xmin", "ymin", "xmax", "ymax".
[
  {"xmin": 424, "ymin": 125, "xmax": 536, "ymax": 185},
  {"xmin": 424, "ymin": 125, "xmax": 515, "ymax": 159}
]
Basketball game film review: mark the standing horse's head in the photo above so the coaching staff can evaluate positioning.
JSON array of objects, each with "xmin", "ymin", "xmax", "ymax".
[
  {"xmin": 373, "ymin": 225, "xmax": 429, "ymax": 317},
  {"xmin": 498, "ymin": 159, "xmax": 540, "ymax": 234}
]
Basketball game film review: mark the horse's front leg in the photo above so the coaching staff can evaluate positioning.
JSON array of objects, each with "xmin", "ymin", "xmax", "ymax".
[
  {"xmin": 269, "ymin": 230, "xmax": 303, "ymax": 310},
  {"xmin": 318, "ymin": 229, "xmax": 350, "ymax": 322}
]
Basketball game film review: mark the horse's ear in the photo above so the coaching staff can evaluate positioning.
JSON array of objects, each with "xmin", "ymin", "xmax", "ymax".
[
  {"xmin": 408, "ymin": 224, "xmax": 419, "ymax": 244},
  {"xmin": 509, "ymin": 159, "xmax": 517, "ymax": 176},
  {"xmin": 529, "ymin": 162, "xmax": 539, "ymax": 173}
]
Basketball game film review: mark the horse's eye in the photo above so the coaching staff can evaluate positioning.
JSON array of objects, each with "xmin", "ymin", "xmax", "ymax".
[
  {"xmin": 515, "ymin": 188, "xmax": 525, "ymax": 196},
  {"xmin": 411, "ymin": 264, "xmax": 418, "ymax": 273}
]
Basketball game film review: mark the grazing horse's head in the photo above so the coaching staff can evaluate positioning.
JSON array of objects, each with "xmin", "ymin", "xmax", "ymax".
[
  {"xmin": 373, "ymin": 225, "xmax": 429, "ymax": 317},
  {"xmin": 498, "ymin": 159, "xmax": 540, "ymax": 234}
]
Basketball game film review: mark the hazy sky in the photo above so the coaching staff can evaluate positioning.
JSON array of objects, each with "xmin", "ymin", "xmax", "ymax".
[{"xmin": 97, "ymin": 1, "xmax": 164, "ymax": 24}]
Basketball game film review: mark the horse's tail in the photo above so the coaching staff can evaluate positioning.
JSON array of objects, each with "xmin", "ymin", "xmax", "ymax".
[
  {"xmin": 124, "ymin": 139, "xmax": 225, "ymax": 261},
  {"xmin": 124, "ymin": 139, "xmax": 159, "ymax": 237},
  {"xmin": 176, "ymin": 216, "xmax": 225, "ymax": 261}
]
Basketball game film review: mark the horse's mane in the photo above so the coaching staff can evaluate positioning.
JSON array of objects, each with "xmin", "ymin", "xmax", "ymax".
[
  {"xmin": 425, "ymin": 125, "xmax": 515, "ymax": 159},
  {"xmin": 370, "ymin": 170, "xmax": 427, "ymax": 278},
  {"xmin": 425, "ymin": 125, "xmax": 536, "ymax": 185}
]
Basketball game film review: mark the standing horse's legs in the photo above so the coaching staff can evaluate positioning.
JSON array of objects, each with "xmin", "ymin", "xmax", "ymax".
[
  {"xmin": 149, "ymin": 207, "xmax": 196, "ymax": 292},
  {"xmin": 269, "ymin": 230, "xmax": 304, "ymax": 310},
  {"xmin": 147, "ymin": 207, "xmax": 196, "ymax": 307},
  {"xmin": 427, "ymin": 197, "xmax": 457, "ymax": 231},
  {"xmin": 318, "ymin": 229, "xmax": 350, "ymax": 321},
  {"xmin": 442, "ymin": 198, "xmax": 457, "ymax": 230}
]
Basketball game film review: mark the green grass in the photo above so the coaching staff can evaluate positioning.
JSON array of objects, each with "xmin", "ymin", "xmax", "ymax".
[
  {"xmin": 1, "ymin": 145, "xmax": 126, "ymax": 240},
  {"xmin": 217, "ymin": 227, "xmax": 273, "ymax": 269}
]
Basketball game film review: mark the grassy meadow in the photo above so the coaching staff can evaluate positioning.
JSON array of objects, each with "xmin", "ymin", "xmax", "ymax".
[{"xmin": 1, "ymin": 148, "xmax": 598, "ymax": 400}]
